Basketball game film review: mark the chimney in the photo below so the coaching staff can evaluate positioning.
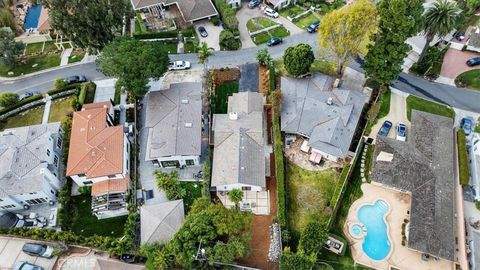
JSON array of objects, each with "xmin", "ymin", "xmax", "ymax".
[
  {"xmin": 333, "ymin": 78, "xmax": 341, "ymax": 88},
  {"xmin": 327, "ymin": 97, "xmax": 333, "ymax": 105},
  {"xmin": 229, "ymin": 112, "xmax": 238, "ymax": 120}
]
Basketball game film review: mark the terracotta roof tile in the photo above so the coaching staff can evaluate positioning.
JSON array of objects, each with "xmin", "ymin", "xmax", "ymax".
[
  {"xmin": 82, "ymin": 101, "xmax": 112, "ymax": 111},
  {"xmin": 66, "ymin": 104, "xmax": 125, "ymax": 178},
  {"xmin": 91, "ymin": 176, "xmax": 130, "ymax": 196}
]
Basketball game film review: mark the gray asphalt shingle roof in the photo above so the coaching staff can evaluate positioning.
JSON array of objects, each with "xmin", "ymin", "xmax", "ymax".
[
  {"xmin": 140, "ymin": 199, "xmax": 184, "ymax": 244},
  {"xmin": 211, "ymin": 92, "xmax": 266, "ymax": 189},
  {"xmin": 280, "ymin": 69, "xmax": 368, "ymax": 159},
  {"xmin": 145, "ymin": 82, "xmax": 202, "ymax": 161},
  {"xmin": 130, "ymin": 0, "xmax": 218, "ymax": 22},
  {"xmin": 371, "ymin": 110, "xmax": 455, "ymax": 261}
]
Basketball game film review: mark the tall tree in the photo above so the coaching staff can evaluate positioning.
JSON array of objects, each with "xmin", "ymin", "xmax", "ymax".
[
  {"xmin": 197, "ymin": 41, "xmax": 215, "ymax": 74},
  {"xmin": 298, "ymin": 220, "xmax": 328, "ymax": 256},
  {"xmin": 283, "ymin": 43, "xmax": 315, "ymax": 77},
  {"xmin": 153, "ymin": 170, "xmax": 186, "ymax": 200},
  {"xmin": 318, "ymin": 0, "xmax": 377, "ymax": 75},
  {"xmin": 363, "ymin": 0, "xmax": 424, "ymax": 86},
  {"xmin": 96, "ymin": 38, "xmax": 169, "ymax": 97},
  {"xmin": 419, "ymin": 0, "xmax": 460, "ymax": 62},
  {"xmin": 43, "ymin": 0, "xmax": 131, "ymax": 51},
  {"xmin": 256, "ymin": 48, "xmax": 272, "ymax": 67},
  {"xmin": 0, "ymin": 28, "xmax": 25, "ymax": 67},
  {"xmin": 227, "ymin": 189, "xmax": 243, "ymax": 210}
]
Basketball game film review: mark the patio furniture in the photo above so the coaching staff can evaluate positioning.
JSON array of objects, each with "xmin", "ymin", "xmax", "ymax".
[{"xmin": 29, "ymin": 212, "xmax": 38, "ymax": 219}]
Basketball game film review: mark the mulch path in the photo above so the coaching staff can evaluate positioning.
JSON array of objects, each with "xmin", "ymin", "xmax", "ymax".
[
  {"xmin": 213, "ymin": 68, "xmax": 241, "ymax": 85},
  {"xmin": 259, "ymin": 65, "xmax": 271, "ymax": 94}
]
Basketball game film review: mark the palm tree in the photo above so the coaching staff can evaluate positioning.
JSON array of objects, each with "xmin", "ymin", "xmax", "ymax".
[
  {"xmin": 418, "ymin": 0, "xmax": 460, "ymax": 62},
  {"xmin": 227, "ymin": 189, "xmax": 243, "ymax": 210},
  {"xmin": 197, "ymin": 42, "xmax": 214, "ymax": 74}
]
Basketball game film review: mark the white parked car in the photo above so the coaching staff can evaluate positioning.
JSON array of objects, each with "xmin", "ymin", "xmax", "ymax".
[
  {"xmin": 168, "ymin": 61, "xmax": 191, "ymax": 70},
  {"xmin": 396, "ymin": 122, "xmax": 407, "ymax": 141},
  {"xmin": 264, "ymin": 8, "xmax": 279, "ymax": 18}
]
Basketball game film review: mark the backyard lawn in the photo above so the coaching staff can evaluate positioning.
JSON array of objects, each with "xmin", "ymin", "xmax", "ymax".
[
  {"xmin": 455, "ymin": 69, "xmax": 480, "ymax": 90},
  {"xmin": 48, "ymin": 97, "xmax": 73, "ymax": 123},
  {"xmin": 286, "ymin": 162, "xmax": 340, "ymax": 245},
  {"xmin": 406, "ymin": 95, "xmax": 455, "ymax": 120},
  {"xmin": 180, "ymin": 181, "xmax": 202, "ymax": 212},
  {"xmin": 246, "ymin": 17, "xmax": 278, "ymax": 33},
  {"xmin": 0, "ymin": 106, "xmax": 44, "ymax": 131},
  {"xmin": 71, "ymin": 195, "xmax": 127, "ymax": 237},
  {"xmin": 0, "ymin": 55, "xmax": 61, "ymax": 77},
  {"xmin": 25, "ymin": 41, "xmax": 59, "ymax": 55},
  {"xmin": 211, "ymin": 82, "xmax": 239, "ymax": 114}
]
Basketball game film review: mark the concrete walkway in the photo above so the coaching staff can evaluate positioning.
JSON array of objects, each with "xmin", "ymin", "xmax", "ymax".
[
  {"xmin": 42, "ymin": 95, "xmax": 52, "ymax": 124},
  {"xmin": 236, "ymin": 5, "xmax": 262, "ymax": 49},
  {"xmin": 60, "ymin": 48, "xmax": 73, "ymax": 66},
  {"xmin": 274, "ymin": 16, "xmax": 303, "ymax": 35}
]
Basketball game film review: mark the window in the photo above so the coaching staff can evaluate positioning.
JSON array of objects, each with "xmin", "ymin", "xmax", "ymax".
[
  {"xmin": 46, "ymin": 149, "xmax": 50, "ymax": 156},
  {"xmin": 78, "ymin": 173, "xmax": 86, "ymax": 177},
  {"xmin": 1, "ymin": 204, "xmax": 15, "ymax": 209},
  {"xmin": 108, "ymin": 175, "xmax": 117, "ymax": 178},
  {"xmin": 160, "ymin": 160, "xmax": 180, "ymax": 168},
  {"xmin": 83, "ymin": 181, "xmax": 93, "ymax": 185},
  {"xmin": 186, "ymin": 159, "xmax": 195, "ymax": 166},
  {"xmin": 54, "ymin": 156, "xmax": 59, "ymax": 167},
  {"xmin": 50, "ymin": 190, "xmax": 54, "ymax": 194},
  {"xmin": 57, "ymin": 137, "xmax": 62, "ymax": 148},
  {"xmin": 126, "ymin": 161, "xmax": 129, "ymax": 171},
  {"xmin": 241, "ymin": 186, "xmax": 251, "ymax": 191}
]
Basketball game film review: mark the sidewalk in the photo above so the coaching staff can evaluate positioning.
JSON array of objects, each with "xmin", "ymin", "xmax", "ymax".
[
  {"xmin": 42, "ymin": 95, "xmax": 52, "ymax": 124},
  {"xmin": 60, "ymin": 48, "xmax": 73, "ymax": 66}
]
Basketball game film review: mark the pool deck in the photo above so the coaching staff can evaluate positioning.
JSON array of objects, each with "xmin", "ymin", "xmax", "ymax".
[{"xmin": 345, "ymin": 183, "xmax": 455, "ymax": 270}]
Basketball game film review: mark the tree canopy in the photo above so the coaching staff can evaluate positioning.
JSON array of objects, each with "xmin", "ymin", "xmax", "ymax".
[
  {"xmin": 0, "ymin": 28, "xmax": 25, "ymax": 67},
  {"xmin": 43, "ymin": 0, "xmax": 131, "ymax": 51},
  {"xmin": 298, "ymin": 220, "xmax": 328, "ymax": 256},
  {"xmin": 318, "ymin": 0, "xmax": 377, "ymax": 75},
  {"xmin": 153, "ymin": 170, "xmax": 185, "ymax": 200},
  {"xmin": 96, "ymin": 38, "xmax": 169, "ymax": 97},
  {"xmin": 363, "ymin": 0, "xmax": 424, "ymax": 86},
  {"xmin": 0, "ymin": 92, "xmax": 19, "ymax": 107},
  {"xmin": 228, "ymin": 189, "xmax": 244, "ymax": 209},
  {"xmin": 256, "ymin": 48, "xmax": 273, "ymax": 67},
  {"xmin": 283, "ymin": 43, "xmax": 315, "ymax": 77}
]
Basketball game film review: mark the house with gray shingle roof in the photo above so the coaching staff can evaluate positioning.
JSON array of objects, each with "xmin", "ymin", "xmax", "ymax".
[
  {"xmin": 140, "ymin": 199, "xmax": 184, "ymax": 244},
  {"xmin": 0, "ymin": 123, "xmax": 64, "ymax": 213},
  {"xmin": 371, "ymin": 110, "xmax": 455, "ymax": 261},
  {"xmin": 145, "ymin": 82, "xmax": 202, "ymax": 169},
  {"xmin": 280, "ymin": 68, "xmax": 369, "ymax": 162},
  {"xmin": 211, "ymin": 92, "xmax": 266, "ymax": 192},
  {"xmin": 130, "ymin": 0, "xmax": 218, "ymax": 23}
]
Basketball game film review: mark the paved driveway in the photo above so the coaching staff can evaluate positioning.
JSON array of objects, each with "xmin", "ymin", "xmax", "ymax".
[
  {"xmin": 194, "ymin": 20, "xmax": 221, "ymax": 51},
  {"xmin": 0, "ymin": 237, "xmax": 57, "ymax": 270},
  {"xmin": 239, "ymin": 63, "xmax": 259, "ymax": 92},
  {"xmin": 440, "ymin": 48, "xmax": 480, "ymax": 79},
  {"xmin": 236, "ymin": 3, "xmax": 263, "ymax": 49}
]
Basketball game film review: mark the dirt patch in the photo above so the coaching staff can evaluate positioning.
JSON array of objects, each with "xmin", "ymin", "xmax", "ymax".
[
  {"xmin": 213, "ymin": 67, "xmax": 241, "ymax": 85},
  {"xmin": 259, "ymin": 65, "xmax": 271, "ymax": 94}
]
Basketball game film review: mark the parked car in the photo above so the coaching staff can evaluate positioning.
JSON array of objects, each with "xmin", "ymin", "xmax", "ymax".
[
  {"xmin": 198, "ymin": 26, "xmax": 208, "ymax": 38},
  {"xmin": 267, "ymin": 37, "xmax": 283, "ymax": 46},
  {"xmin": 248, "ymin": 0, "xmax": 261, "ymax": 8},
  {"xmin": 13, "ymin": 261, "xmax": 44, "ymax": 270},
  {"xmin": 461, "ymin": 117, "xmax": 474, "ymax": 135},
  {"xmin": 0, "ymin": 212, "xmax": 24, "ymax": 228},
  {"xmin": 264, "ymin": 7, "xmax": 279, "ymax": 18},
  {"xmin": 19, "ymin": 91, "xmax": 38, "ymax": 101},
  {"xmin": 378, "ymin": 120, "xmax": 393, "ymax": 137},
  {"xmin": 168, "ymin": 61, "xmax": 191, "ymax": 70},
  {"xmin": 306, "ymin": 20, "xmax": 320, "ymax": 33},
  {"xmin": 64, "ymin": 75, "xmax": 87, "ymax": 84},
  {"xmin": 396, "ymin": 122, "xmax": 407, "ymax": 141},
  {"xmin": 453, "ymin": 31, "xmax": 465, "ymax": 41},
  {"xmin": 22, "ymin": 243, "xmax": 54, "ymax": 258},
  {"xmin": 466, "ymin": 57, "xmax": 480, "ymax": 67}
]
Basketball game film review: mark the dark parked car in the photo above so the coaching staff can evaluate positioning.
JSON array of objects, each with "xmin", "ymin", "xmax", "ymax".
[
  {"xmin": 466, "ymin": 57, "xmax": 480, "ymax": 67},
  {"xmin": 378, "ymin": 120, "xmax": 393, "ymax": 137},
  {"xmin": 198, "ymin": 26, "xmax": 208, "ymax": 38},
  {"xmin": 248, "ymin": 0, "xmax": 261, "ymax": 8},
  {"xmin": 64, "ymin": 75, "xmax": 87, "ymax": 84},
  {"xmin": 306, "ymin": 20, "xmax": 320, "ymax": 33},
  {"xmin": 22, "ymin": 243, "xmax": 54, "ymax": 258},
  {"xmin": 267, "ymin": 37, "xmax": 283, "ymax": 46},
  {"xmin": 461, "ymin": 117, "xmax": 474, "ymax": 135},
  {"xmin": 13, "ymin": 261, "xmax": 44, "ymax": 270}
]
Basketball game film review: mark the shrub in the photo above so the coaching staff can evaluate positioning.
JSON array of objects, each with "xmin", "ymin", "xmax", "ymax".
[
  {"xmin": 154, "ymin": 170, "xmax": 186, "ymax": 200},
  {"xmin": 476, "ymin": 201, "xmax": 480, "ymax": 210},
  {"xmin": 57, "ymin": 177, "xmax": 73, "ymax": 230},
  {"xmin": 283, "ymin": 43, "xmax": 315, "ymax": 77},
  {"xmin": 0, "ymin": 94, "xmax": 43, "ymax": 116},
  {"xmin": 211, "ymin": 16, "xmax": 220, "ymax": 26},
  {"xmin": 133, "ymin": 30, "xmax": 179, "ymax": 39},
  {"xmin": 273, "ymin": 106, "xmax": 286, "ymax": 228},
  {"xmin": 83, "ymin": 82, "xmax": 97, "ymax": 104},
  {"xmin": 256, "ymin": 48, "xmax": 273, "ymax": 67},
  {"xmin": 47, "ymin": 83, "xmax": 82, "ymax": 96},
  {"xmin": 78, "ymin": 84, "xmax": 87, "ymax": 105},
  {"xmin": 298, "ymin": 221, "xmax": 328, "ymax": 256},
  {"xmin": 114, "ymin": 83, "xmax": 122, "ymax": 105},
  {"xmin": 54, "ymin": 78, "xmax": 68, "ymax": 90},
  {"xmin": 219, "ymin": 30, "xmax": 241, "ymax": 50},
  {"xmin": 269, "ymin": 65, "xmax": 276, "ymax": 92},
  {"xmin": 457, "ymin": 129, "xmax": 470, "ymax": 186},
  {"xmin": 0, "ymin": 92, "xmax": 19, "ymax": 107},
  {"xmin": 214, "ymin": 0, "xmax": 239, "ymax": 30}
]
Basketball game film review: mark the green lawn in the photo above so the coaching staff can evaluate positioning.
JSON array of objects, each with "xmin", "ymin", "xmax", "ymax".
[
  {"xmin": 286, "ymin": 162, "xmax": 340, "ymax": 246},
  {"xmin": 71, "ymin": 195, "xmax": 127, "ymax": 237},
  {"xmin": 310, "ymin": 60, "xmax": 337, "ymax": 77},
  {"xmin": 293, "ymin": 12, "xmax": 320, "ymax": 29},
  {"xmin": 251, "ymin": 26, "xmax": 290, "ymax": 45},
  {"xmin": 184, "ymin": 40, "xmax": 198, "ymax": 53},
  {"xmin": 279, "ymin": 5, "xmax": 306, "ymax": 19},
  {"xmin": 0, "ymin": 106, "xmax": 44, "ymax": 131},
  {"xmin": 68, "ymin": 50, "xmax": 86, "ymax": 64},
  {"xmin": 158, "ymin": 42, "xmax": 178, "ymax": 54},
  {"xmin": 25, "ymin": 41, "xmax": 59, "ymax": 55},
  {"xmin": 246, "ymin": 17, "xmax": 278, "ymax": 33},
  {"xmin": 455, "ymin": 69, "xmax": 480, "ymax": 90},
  {"xmin": 406, "ymin": 95, "xmax": 455, "ymax": 121},
  {"xmin": 0, "ymin": 55, "xmax": 61, "ymax": 77},
  {"xmin": 211, "ymin": 82, "xmax": 239, "ymax": 114},
  {"xmin": 180, "ymin": 181, "xmax": 202, "ymax": 212},
  {"xmin": 48, "ymin": 97, "xmax": 73, "ymax": 123}
]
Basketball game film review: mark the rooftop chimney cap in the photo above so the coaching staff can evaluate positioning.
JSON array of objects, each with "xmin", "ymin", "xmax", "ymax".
[{"xmin": 327, "ymin": 97, "xmax": 333, "ymax": 105}]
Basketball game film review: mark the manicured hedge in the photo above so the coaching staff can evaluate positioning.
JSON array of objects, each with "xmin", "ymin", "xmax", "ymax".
[
  {"xmin": 273, "ymin": 109, "xmax": 286, "ymax": 228},
  {"xmin": 458, "ymin": 129, "xmax": 470, "ymax": 186},
  {"xmin": 133, "ymin": 28, "xmax": 196, "ymax": 40},
  {"xmin": 0, "ymin": 94, "xmax": 43, "ymax": 115},
  {"xmin": 46, "ymin": 83, "xmax": 82, "ymax": 96}
]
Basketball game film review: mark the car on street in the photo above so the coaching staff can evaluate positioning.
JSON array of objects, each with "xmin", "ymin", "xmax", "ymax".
[
  {"xmin": 466, "ymin": 57, "xmax": 480, "ymax": 67},
  {"xmin": 378, "ymin": 120, "xmax": 393, "ymax": 137},
  {"xmin": 396, "ymin": 122, "xmax": 407, "ymax": 141},
  {"xmin": 267, "ymin": 37, "xmax": 283, "ymax": 46},
  {"xmin": 461, "ymin": 117, "xmax": 474, "ymax": 135},
  {"xmin": 168, "ymin": 61, "xmax": 191, "ymax": 70},
  {"xmin": 306, "ymin": 20, "xmax": 320, "ymax": 33},
  {"xmin": 198, "ymin": 26, "xmax": 208, "ymax": 38},
  {"xmin": 264, "ymin": 8, "xmax": 279, "ymax": 18},
  {"xmin": 64, "ymin": 75, "xmax": 87, "ymax": 85},
  {"xmin": 13, "ymin": 261, "xmax": 44, "ymax": 270},
  {"xmin": 248, "ymin": 0, "xmax": 261, "ymax": 8},
  {"xmin": 22, "ymin": 243, "xmax": 54, "ymax": 258},
  {"xmin": 19, "ymin": 91, "xmax": 39, "ymax": 101}
]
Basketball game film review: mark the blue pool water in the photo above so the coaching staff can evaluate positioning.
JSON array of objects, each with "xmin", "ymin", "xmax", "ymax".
[
  {"xmin": 357, "ymin": 200, "xmax": 391, "ymax": 260},
  {"xmin": 351, "ymin": 224, "xmax": 363, "ymax": 237},
  {"xmin": 24, "ymin": 4, "xmax": 42, "ymax": 30}
]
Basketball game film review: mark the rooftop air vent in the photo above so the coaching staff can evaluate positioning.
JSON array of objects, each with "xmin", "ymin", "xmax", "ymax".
[
  {"xmin": 327, "ymin": 97, "xmax": 333, "ymax": 105},
  {"xmin": 185, "ymin": 123, "xmax": 193, "ymax": 128},
  {"xmin": 229, "ymin": 112, "xmax": 238, "ymax": 120},
  {"xmin": 181, "ymin": 99, "xmax": 189, "ymax": 104}
]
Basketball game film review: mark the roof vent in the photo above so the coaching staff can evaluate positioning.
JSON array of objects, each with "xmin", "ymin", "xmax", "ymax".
[
  {"xmin": 185, "ymin": 123, "xmax": 193, "ymax": 128},
  {"xmin": 333, "ymin": 78, "xmax": 341, "ymax": 88},
  {"xmin": 327, "ymin": 97, "xmax": 333, "ymax": 105},
  {"xmin": 181, "ymin": 99, "xmax": 189, "ymax": 104},
  {"xmin": 229, "ymin": 112, "xmax": 238, "ymax": 120}
]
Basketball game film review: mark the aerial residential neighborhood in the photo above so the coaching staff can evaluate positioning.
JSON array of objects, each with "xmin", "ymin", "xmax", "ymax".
[{"xmin": 1, "ymin": 0, "xmax": 480, "ymax": 269}]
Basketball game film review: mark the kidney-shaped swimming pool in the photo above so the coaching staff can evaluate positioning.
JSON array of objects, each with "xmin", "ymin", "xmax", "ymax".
[{"xmin": 357, "ymin": 199, "xmax": 391, "ymax": 261}]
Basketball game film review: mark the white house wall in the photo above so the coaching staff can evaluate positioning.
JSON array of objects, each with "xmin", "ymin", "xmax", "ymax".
[
  {"xmin": 215, "ymin": 183, "xmax": 263, "ymax": 192},
  {"xmin": 156, "ymin": 155, "xmax": 200, "ymax": 168}
]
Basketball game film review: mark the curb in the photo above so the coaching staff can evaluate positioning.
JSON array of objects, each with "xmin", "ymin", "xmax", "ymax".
[{"xmin": 0, "ymin": 60, "xmax": 96, "ymax": 82}]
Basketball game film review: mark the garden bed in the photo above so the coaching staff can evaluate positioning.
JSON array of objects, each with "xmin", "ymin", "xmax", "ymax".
[{"xmin": 455, "ymin": 69, "xmax": 480, "ymax": 90}]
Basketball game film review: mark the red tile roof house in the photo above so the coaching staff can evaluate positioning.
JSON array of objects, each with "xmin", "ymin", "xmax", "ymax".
[{"xmin": 66, "ymin": 101, "xmax": 131, "ymax": 219}]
